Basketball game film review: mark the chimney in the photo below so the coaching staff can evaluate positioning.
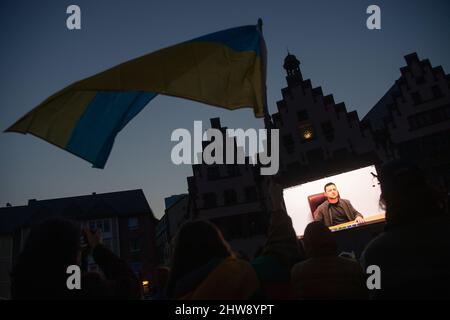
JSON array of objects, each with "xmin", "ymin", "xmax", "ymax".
[
  {"xmin": 404, "ymin": 52, "xmax": 419, "ymax": 66},
  {"xmin": 6, "ymin": 203, "xmax": 12, "ymax": 207},
  {"xmin": 210, "ymin": 118, "xmax": 221, "ymax": 129}
]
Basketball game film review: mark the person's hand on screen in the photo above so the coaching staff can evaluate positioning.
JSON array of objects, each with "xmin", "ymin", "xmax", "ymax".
[{"xmin": 355, "ymin": 216, "xmax": 365, "ymax": 224}]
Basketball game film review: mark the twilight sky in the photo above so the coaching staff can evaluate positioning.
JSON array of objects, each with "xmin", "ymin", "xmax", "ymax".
[{"xmin": 1, "ymin": 0, "xmax": 449, "ymax": 218}]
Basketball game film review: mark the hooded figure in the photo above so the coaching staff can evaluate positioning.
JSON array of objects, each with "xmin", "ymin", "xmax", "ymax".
[
  {"xmin": 361, "ymin": 160, "xmax": 450, "ymax": 299},
  {"xmin": 291, "ymin": 221, "xmax": 368, "ymax": 299}
]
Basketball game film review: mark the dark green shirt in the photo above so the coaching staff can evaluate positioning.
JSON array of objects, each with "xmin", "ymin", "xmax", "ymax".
[
  {"xmin": 313, "ymin": 198, "xmax": 363, "ymax": 227},
  {"xmin": 329, "ymin": 201, "xmax": 351, "ymax": 226}
]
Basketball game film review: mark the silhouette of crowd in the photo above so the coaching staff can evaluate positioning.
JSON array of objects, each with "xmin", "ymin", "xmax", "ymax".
[{"xmin": 9, "ymin": 160, "xmax": 450, "ymax": 300}]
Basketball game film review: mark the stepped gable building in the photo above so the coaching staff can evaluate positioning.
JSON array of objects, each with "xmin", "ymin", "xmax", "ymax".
[
  {"xmin": 186, "ymin": 118, "xmax": 272, "ymax": 258},
  {"xmin": 0, "ymin": 189, "xmax": 159, "ymax": 299},
  {"xmin": 363, "ymin": 52, "xmax": 450, "ymax": 188},
  {"xmin": 272, "ymin": 53, "xmax": 381, "ymax": 187}
]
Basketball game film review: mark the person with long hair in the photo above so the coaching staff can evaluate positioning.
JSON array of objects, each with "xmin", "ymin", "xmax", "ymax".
[
  {"xmin": 10, "ymin": 217, "xmax": 141, "ymax": 300},
  {"xmin": 165, "ymin": 219, "xmax": 260, "ymax": 299},
  {"xmin": 166, "ymin": 180, "xmax": 304, "ymax": 300},
  {"xmin": 360, "ymin": 160, "xmax": 450, "ymax": 299},
  {"xmin": 291, "ymin": 221, "xmax": 368, "ymax": 299}
]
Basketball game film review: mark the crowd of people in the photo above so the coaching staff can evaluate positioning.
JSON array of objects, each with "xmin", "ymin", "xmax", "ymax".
[{"xmin": 9, "ymin": 160, "xmax": 450, "ymax": 300}]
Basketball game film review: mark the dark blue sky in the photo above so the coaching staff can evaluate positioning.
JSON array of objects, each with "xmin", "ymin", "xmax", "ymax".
[{"xmin": 1, "ymin": 0, "xmax": 449, "ymax": 218}]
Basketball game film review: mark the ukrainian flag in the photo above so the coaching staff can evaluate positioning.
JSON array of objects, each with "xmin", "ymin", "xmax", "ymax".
[{"xmin": 6, "ymin": 24, "xmax": 267, "ymax": 168}]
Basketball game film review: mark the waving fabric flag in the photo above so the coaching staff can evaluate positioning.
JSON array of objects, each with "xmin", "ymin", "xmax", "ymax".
[{"xmin": 5, "ymin": 24, "xmax": 267, "ymax": 168}]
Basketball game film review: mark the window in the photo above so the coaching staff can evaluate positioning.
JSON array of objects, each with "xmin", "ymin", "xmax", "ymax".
[
  {"xmin": 203, "ymin": 193, "xmax": 217, "ymax": 208},
  {"xmin": 333, "ymin": 148, "xmax": 350, "ymax": 159},
  {"xmin": 416, "ymin": 76, "xmax": 425, "ymax": 85},
  {"xmin": 224, "ymin": 189, "xmax": 238, "ymax": 205},
  {"xmin": 283, "ymin": 134, "xmax": 294, "ymax": 145},
  {"xmin": 86, "ymin": 219, "xmax": 111, "ymax": 233},
  {"xmin": 207, "ymin": 167, "xmax": 220, "ymax": 180},
  {"xmin": 411, "ymin": 92, "xmax": 422, "ymax": 105},
  {"xmin": 430, "ymin": 109, "xmax": 444, "ymax": 123},
  {"xmin": 306, "ymin": 148, "xmax": 324, "ymax": 162},
  {"xmin": 321, "ymin": 121, "xmax": 334, "ymax": 142},
  {"xmin": 321, "ymin": 121, "xmax": 333, "ymax": 133},
  {"xmin": 299, "ymin": 123, "xmax": 314, "ymax": 142},
  {"xmin": 128, "ymin": 217, "xmax": 139, "ymax": 230},
  {"xmin": 130, "ymin": 238, "xmax": 140, "ymax": 252},
  {"xmin": 244, "ymin": 186, "xmax": 257, "ymax": 202},
  {"xmin": 283, "ymin": 134, "xmax": 294, "ymax": 154},
  {"xmin": 193, "ymin": 165, "xmax": 202, "ymax": 177},
  {"xmin": 431, "ymin": 85, "xmax": 443, "ymax": 99},
  {"xmin": 408, "ymin": 116, "xmax": 418, "ymax": 130},
  {"xmin": 407, "ymin": 104, "xmax": 450, "ymax": 130},
  {"xmin": 103, "ymin": 238, "xmax": 112, "ymax": 251},
  {"xmin": 297, "ymin": 110, "xmax": 309, "ymax": 122},
  {"xmin": 103, "ymin": 219, "xmax": 111, "ymax": 233},
  {"xmin": 227, "ymin": 165, "xmax": 240, "ymax": 177}
]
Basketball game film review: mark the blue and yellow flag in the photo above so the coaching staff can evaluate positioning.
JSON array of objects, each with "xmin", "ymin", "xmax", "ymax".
[{"xmin": 6, "ymin": 24, "xmax": 267, "ymax": 168}]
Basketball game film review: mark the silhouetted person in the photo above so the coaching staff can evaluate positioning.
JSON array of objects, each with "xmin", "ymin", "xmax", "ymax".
[
  {"xmin": 166, "ymin": 180, "xmax": 304, "ymax": 300},
  {"xmin": 360, "ymin": 160, "xmax": 450, "ymax": 299},
  {"xmin": 10, "ymin": 217, "xmax": 141, "ymax": 300},
  {"xmin": 291, "ymin": 221, "xmax": 368, "ymax": 299},
  {"xmin": 314, "ymin": 182, "xmax": 365, "ymax": 227},
  {"xmin": 251, "ymin": 181, "xmax": 304, "ymax": 299},
  {"xmin": 165, "ymin": 220, "xmax": 260, "ymax": 299}
]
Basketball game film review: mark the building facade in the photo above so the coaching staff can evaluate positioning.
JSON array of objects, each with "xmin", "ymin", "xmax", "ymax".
[
  {"xmin": 156, "ymin": 194, "xmax": 189, "ymax": 265},
  {"xmin": 157, "ymin": 52, "xmax": 450, "ymax": 262},
  {"xmin": 0, "ymin": 189, "xmax": 159, "ymax": 299},
  {"xmin": 362, "ymin": 52, "xmax": 450, "ymax": 189},
  {"xmin": 273, "ymin": 54, "xmax": 383, "ymax": 187},
  {"xmin": 184, "ymin": 118, "xmax": 272, "ymax": 259}
]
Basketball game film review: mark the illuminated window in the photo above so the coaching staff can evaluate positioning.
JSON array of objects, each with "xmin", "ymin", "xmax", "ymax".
[
  {"xmin": 142, "ymin": 280, "xmax": 150, "ymax": 295},
  {"xmin": 299, "ymin": 123, "xmax": 314, "ymax": 142},
  {"xmin": 302, "ymin": 129, "xmax": 313, "ymax": 139}
]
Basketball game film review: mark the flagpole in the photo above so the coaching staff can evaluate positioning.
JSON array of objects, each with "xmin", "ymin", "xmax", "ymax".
[
  {"xmin": 256, "ymin": 18, "xmax": 276, "ymax": 225},
  {"xmin": 257, "ymin": 18, "xmax": 273, "ymax": 130}
]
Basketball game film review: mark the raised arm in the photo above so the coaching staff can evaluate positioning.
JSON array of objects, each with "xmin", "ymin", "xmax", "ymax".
[
  {"xmin": 348, "ymin": 201, "xmax": 365, "ymax": 223},
  {"xmin": 258, "ymin": 180, "xmax": 303, "ymax": 267},
  {"xmin": 82, "ymin": 229, "xmax": 142, "ymax": 299}
]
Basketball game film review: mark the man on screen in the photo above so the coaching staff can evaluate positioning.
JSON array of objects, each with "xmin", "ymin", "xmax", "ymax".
[{"xmin": 313, "ymin": 182, "xmax": 365, "ymax": 227}]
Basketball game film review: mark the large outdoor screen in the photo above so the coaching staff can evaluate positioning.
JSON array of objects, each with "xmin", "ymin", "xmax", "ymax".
[{"xmin": 283, "ymin": 165, "xmax": 385, "ymax": 237}]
